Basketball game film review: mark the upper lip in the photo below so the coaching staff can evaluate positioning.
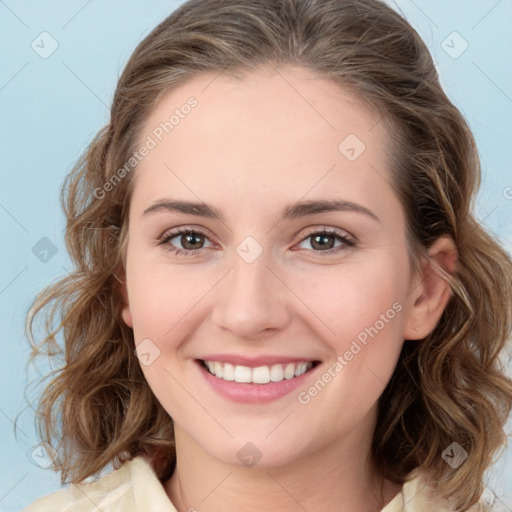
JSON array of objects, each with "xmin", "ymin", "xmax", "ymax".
[{"xmin": 198, "ymin": 354, "xmax": 320, "ymax": 368}]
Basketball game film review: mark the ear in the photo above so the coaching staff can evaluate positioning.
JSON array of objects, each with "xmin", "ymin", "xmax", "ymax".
[
  {"xmin": 115, "ymin": 267, "xmax": 133, "ymax": 328},
  {"xmin": 403, "ymin": 235, "xmax": 458, "ymax": 340},
  {"xmin": 121, "ymin": 302, "xmax": 133, "ymax": 328}
]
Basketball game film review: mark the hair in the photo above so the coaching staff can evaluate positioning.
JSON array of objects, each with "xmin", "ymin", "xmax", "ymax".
[{"xmin": 23, "ymin": 0, "xmax": 512, "ymax": 510}]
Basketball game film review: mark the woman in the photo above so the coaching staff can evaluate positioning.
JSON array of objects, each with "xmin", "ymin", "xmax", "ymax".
[{"xmin": 24, "ymin": 0, "xmax": 512, "ymax": 510}]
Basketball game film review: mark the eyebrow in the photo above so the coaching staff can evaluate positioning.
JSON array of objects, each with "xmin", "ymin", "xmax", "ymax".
[{"xmin": 143, "ymin": 198, "xmax": 380, "ymax": 223}]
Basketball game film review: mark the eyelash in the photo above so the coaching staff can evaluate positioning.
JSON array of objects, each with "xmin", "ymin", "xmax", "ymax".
[{"xmin": 158, "ymin": 227, "xmax": 357, "ymax": 257}]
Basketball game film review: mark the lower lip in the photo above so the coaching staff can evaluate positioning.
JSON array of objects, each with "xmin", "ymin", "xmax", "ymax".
[{"xmin": 196, "ymin": 360, "xmax": 319, "ymax": 403}]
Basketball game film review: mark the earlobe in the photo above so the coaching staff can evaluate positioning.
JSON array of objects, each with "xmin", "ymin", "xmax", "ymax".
[
  {"xmin": 403, "ymin": 235, "xmax": 458, "ymax": 340},
  {"xmin": 121, "ymin": 305, "xmax": 133, "ymax": 328},
  {"xmin": 116, "ymin": 268, "xmax": 133, "ymax": 328}
]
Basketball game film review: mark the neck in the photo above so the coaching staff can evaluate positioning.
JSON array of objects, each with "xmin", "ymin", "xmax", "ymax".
[{"xmin": 163, "ymin": 415, "xmax": 402, "ymax": 512}]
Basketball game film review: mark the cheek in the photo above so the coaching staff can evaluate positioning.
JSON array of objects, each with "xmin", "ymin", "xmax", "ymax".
[
  {"xmin": 291, "ymin": 256, "xmax": 406, "ymax": 419},
  {"xmin": 126, "ymin": 256, "xmax": 208, "ymax": 337},
  {"xmin": 301, "ymin": 255, "xmax": 406, "ymax": 418},
  {"xmin": 293, "ymin": 253, "xmax": 406, "ymax": 346}
]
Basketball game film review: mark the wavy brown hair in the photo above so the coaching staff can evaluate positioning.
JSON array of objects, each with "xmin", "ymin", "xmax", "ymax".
[{"xmin": 24, "ymin": 0, "xmax": 512, "ymax": 510}]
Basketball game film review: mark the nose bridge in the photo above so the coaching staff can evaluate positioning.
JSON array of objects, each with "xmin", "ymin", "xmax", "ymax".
[{"xmin": 210, "ymin": 239, "xmax": 290, "ymax": 337}]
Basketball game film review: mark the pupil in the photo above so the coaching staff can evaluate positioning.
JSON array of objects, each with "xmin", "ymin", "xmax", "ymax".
[
  {"xmin": 183, "ymin": 233, "xmax": 202, "ymax": 249},
  {"xmin": 313, "ymin": 234, "xmax": 334, "ymax": 250}
]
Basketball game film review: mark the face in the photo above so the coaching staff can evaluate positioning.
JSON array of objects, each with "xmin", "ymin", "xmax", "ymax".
[{"xmin": 121, "ymin": 64, "xmax": 425, "ymax": 468}]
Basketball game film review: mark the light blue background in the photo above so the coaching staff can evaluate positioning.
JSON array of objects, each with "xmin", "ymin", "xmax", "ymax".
[{"xmin": 1, "ymin": 1, "xmax": 511, "ymax": 510}]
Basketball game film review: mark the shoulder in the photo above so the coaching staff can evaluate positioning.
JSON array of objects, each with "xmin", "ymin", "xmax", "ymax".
[
  {"xmin": 22, "ymin": 456, "xmax": 177, "ymax": 512},
  {"xmin": 382, "ymin": 469, "xmax": 485, "ymax": 512}
]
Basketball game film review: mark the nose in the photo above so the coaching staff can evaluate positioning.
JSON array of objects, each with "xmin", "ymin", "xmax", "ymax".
[{"xmin": 210, "ymin": 246, "xmax": 291, "ymax": 341}]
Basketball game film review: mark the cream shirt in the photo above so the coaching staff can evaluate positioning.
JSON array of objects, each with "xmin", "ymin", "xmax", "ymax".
[{"xmin": 22, "ymin": 456, "xmax": 482, "ymax": 511}]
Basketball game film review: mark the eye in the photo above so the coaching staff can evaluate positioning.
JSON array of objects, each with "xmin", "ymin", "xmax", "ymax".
[
  {"xmin": 295, "ymin": 227, "xmax": 356, "ymax": 255},
  {"xmin": 159, "ymin": 228, "xmax": 213, "ymax": 256},
  {"xmin": 158, "ymin": 226, "xmax": 356, "ymax": 258}
]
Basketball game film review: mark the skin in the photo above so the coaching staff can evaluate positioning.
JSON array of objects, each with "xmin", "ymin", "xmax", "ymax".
[{"xmin": 120, "ymin": 64, "xmax": 458, "ymax": 512}]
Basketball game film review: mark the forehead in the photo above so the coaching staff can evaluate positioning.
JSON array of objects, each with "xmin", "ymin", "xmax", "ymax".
[
  {"xmin": 141, "ymin": 64, "xmax": 386, "ymax": 152},
  {"xmin": 131, "ymin": 64, "xmax": 397, "ymax": 224}
]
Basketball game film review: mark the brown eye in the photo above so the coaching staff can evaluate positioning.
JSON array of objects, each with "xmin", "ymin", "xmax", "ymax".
[
  {"xmin": 296, "ymin": 228, "xmax": 356, "ymax": 255},
  {"xmin": 159, "ymin": 228, "xmax": 213, "ymax": 256},
  {"xmin": 177, "ymin": 232, "xmax": 205, "ymax": 250},
  {"xmin": 310, "ymin": 232, "xmax": 337, "ymax": 250}
]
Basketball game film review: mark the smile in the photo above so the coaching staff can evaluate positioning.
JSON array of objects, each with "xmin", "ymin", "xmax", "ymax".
[{"xmin": 201, "ymin": 360, "xmax": 317, "ymax": 384}]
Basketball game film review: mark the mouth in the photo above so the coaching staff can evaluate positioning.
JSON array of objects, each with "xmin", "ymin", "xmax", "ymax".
[{"xmin": 197, "ymin": 359, "xmax": 321, "ymax": 384}]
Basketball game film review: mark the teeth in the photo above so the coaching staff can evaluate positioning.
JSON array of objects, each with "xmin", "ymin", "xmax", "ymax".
[
  {"xmin": 252, "ymin": 366, "xmax": 271, "ymax": 384},
  {"xmin": 295, "ymin": 363, "xmax": 308, "ymax": 377},
  {"xmin": 223, "ymin": 363, "xmax": 235, "ymax": 381},
  {"xmin": 284, "ymin": 363, "xmax": 296, "ymax": 380},
  {"xmin": 203, "ymin": 360, "xmax": 314, "ymax": 384},
  {"xmin": 214, "ymin": 361, "xmax": 224, "ymax": 378},
  {"xmin": 234, "ymin": 365, "xmax": 252, "ymax": 383},
  {"xmin": 270, "ymin": 364, "xmax": 283, "ymax": 382}
]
